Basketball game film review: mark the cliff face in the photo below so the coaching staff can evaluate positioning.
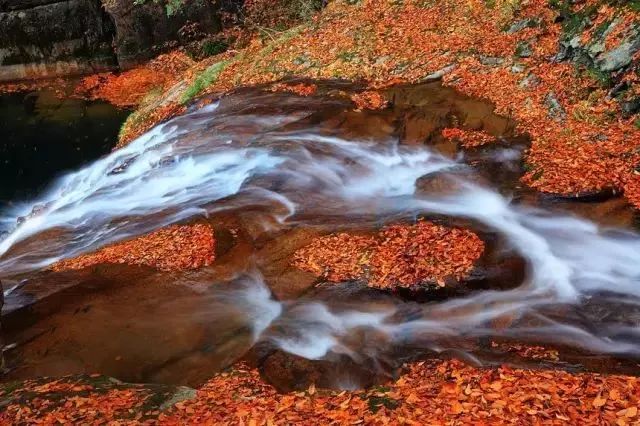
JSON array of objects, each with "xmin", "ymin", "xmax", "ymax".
[
  {"xmin": 103, "ymin": 0, "xmax": 222, "ymax": 70},
  {"xmin": 0, "ymin": 0, "xmax": 223, "ymax": 82},
  {"xmin": 0, "ymin": 0, "xmax": 117, "ymax": 81},
  {"xmin": 553, "ymin": 2, "xmax": 640, "ymax": 117}
]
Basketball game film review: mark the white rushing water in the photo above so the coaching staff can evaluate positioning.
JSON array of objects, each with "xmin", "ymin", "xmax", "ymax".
[{"xmin": 1, "ymin": 88, "xmax": 640, "ymax": 365}]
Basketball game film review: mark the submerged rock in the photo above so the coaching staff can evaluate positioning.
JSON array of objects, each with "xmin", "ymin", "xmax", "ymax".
[
  {"xmin": 256, "ymin": 349, "xmax": 394, "ymax": 392},
  {"xmin": 15, "ymin": 202, "xmax": 50, "ymax": 226}
]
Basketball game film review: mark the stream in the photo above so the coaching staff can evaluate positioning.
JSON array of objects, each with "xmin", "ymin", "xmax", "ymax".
[{"xmin": 1, "ymin": 81, "xmax": 639, "ymax": 391}]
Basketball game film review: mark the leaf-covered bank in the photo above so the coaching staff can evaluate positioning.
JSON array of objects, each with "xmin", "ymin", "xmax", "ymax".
[{"xmin": 113, "ymin": 0, "xmax": 640, "ymax": 207}]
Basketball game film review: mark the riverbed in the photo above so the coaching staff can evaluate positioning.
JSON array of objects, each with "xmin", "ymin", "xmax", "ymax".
[{"xmin": 1, "ymin": 80, "xmax": 639, "ymax": 392}]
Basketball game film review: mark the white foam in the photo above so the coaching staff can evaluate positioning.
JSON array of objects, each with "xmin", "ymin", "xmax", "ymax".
[{"xmin": 2, "ymin": 91, "xmax": 640, "ymax": 361}]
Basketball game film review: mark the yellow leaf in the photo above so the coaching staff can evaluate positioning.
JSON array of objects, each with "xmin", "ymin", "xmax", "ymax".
[
  {"xmin": 406, "ymin": 393, "xmax": 420, "ymax": 404},
  {"xmin": 593, "ymin": 394, "xmax": 607, "ymax": 408}
]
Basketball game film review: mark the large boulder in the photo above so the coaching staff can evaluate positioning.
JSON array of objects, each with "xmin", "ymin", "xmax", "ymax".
[
  {"xmin": 102, "ymin": 0, "xmax": 223, "ymax": 69},
  {"xmin": 553, "ymin": 4, "xmax": 640, "ymax": 116},
  {"xmin": 0, "ymin": 0, "xmax": 225, "ymax": 81},
  {"xmin": 0, "ymin": 0, "xmax": 117, "ymax": 81}
]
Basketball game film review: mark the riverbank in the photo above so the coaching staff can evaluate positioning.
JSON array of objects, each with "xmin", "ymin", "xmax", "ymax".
[
  {"xmin": 2, "ymin": 359, "xmax": 639, "ymax": 424},
  {"xmin": 104, "ymin": 0, "xmax": 640, "ymax": 206}
]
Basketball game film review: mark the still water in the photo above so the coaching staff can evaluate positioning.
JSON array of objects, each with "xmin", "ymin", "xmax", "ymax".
[{"xmin": 0, "ymin": 90, "xmax": 129, "ymax": 204}]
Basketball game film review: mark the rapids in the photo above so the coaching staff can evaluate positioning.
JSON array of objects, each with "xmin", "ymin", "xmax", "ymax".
[{"xmin": 1, "ymin": 81, "xmax": 639, "ymax": 388}]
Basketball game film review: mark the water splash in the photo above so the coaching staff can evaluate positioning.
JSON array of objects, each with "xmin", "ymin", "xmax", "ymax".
[
  {"xmin": 0, "ymin": 100, "xmax": 454, "ymax": 275},
  {"xmin": 2, "ymin": 86, "xmax": 640, "ymax": 366}
]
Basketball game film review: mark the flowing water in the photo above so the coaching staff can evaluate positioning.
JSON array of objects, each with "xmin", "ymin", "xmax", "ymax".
[{"xmin": 1, "ymin": 81, "xmax": 639, "ymax": 389}]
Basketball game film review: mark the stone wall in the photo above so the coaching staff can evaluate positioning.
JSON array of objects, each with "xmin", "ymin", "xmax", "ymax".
[
  {"xmin": 0, "ymin": 0, "xmax": 117, "ymax": 81},
  {"xmin": 103, "ymin": 0, "xmax": 222, "ymax": 70},
  {"xmin": 0, "ymin": 0, "xmax": 224, "ymax": 82},
  {"xmin": 553, "ymin": 3, "xmax": 640, "ymax": 117}
]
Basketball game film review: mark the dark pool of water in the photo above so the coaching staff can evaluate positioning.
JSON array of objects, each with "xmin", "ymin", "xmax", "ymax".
[{"xmin": 0, "ymin": 91, "xmax": 129, "ymax": 204}]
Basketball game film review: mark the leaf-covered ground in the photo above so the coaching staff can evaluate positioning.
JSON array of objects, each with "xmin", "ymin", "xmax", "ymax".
[
  {"xmin": 51, "ymin": 224, "xmax": 215, "ymax": 273},
  {"xmin": 74, "ymin": 52, "xmax": 195, "ymax": 109},
  {"xmin": 293, "ymin": 221, "xmax": 484, "ymax": 288},
  {"xmin": 2, "ymin": 360, "xmax": 639, "ymax": 425},
  {"xmin": 98, "ymin": 0, "xmax": 640, "ymax": 206}
]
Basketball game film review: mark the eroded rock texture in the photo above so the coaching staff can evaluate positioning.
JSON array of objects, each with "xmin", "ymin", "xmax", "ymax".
[
  {"xmin": 0, "ymin": 0, "xmax": 117, "ymax": 80},
  {"xmin": 0, "ymin": 0, "xmax": 223, "ymax": 81}
]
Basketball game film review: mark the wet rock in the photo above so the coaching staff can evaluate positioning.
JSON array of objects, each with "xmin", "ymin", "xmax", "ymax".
[
  {"xmin": 16, "ymin": 202, "xmax": 50, "ymax": 226},
  {"xmin": 2, "ymin": 266, "xmax": 254, "ymax": 387},
  {"xmin": 0, "ymin": 0, "xmax": 225, "ymax": 80},
  {"xmin": 538, "ymin": 187, "xmax": 620, "ymax": 203},
  {"xmin": 400, "ymin": 109, "xmax": 446, "ymax": 145},
  {"xmin": 303, "ymin": 279, "xmax": 397, "ymax": 305},
  {"xmin": 505, "ymin": 18, "xmax": 540, "ymax": 34},
  {"xmin": 465, "ymin": 252, "xmax": 526, "ymax": 291},
  {"xmin": 519, "ymin": 73, "xmax": 540, "ymax": 89},
  {"xmin": 108, "ymin": 156, "xmax": 138, "ymax": 175},
  {"xmin": 515, "ymin": 41, "xmax": 533, "ymax": 58},
  {"xmin": 256, "ymin": 348, "xmax": 394, "ymax": 393},
  {"xmin": 479, "ymin": 56, "xmax": 505, "ymax": 67},
  {"xmin": 0, "ymin": 0, "xmax": 117, "ymax": 81},
  {"xmin": 415, "ymin": 170, "xmax": 469, "ymax": 197},
  {"xmin": 258, "ymin": 351, "xmax": 324, "ymax": 392},
  {"xmin": 103, "ymin": 0, "xmax": 223, "ymax": 69},
  {"xmin": 0, "ymin": 279, "xmax": 4, "ymax": 373},
  {"xmin": 544, "ymin": 92, "xmax": 567, "ymax": 122}
]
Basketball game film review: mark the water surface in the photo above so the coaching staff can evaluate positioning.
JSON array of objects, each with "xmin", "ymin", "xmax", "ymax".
[
  {"xmin": 0, "ymin": 90, "xmax": 129, "ymax": 204},
  {"xmin": 2, "ymin": 81, "xmax": 639, "ymax": 390}
]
